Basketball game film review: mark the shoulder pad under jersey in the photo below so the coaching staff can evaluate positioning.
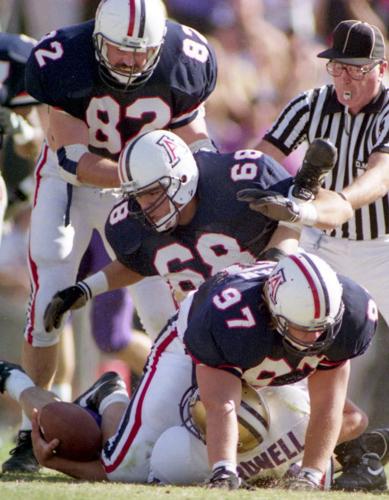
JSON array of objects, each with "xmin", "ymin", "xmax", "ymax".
[
  {"xmin": 154, "ymin": 20, "xmax": 217, "ymax": 124},
  {"xmin": 25, "ymin": 21, "xmax": 96, "ymax": 108}
]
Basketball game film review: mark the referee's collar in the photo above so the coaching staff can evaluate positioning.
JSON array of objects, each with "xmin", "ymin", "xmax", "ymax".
[{"xmin": 327, "ymin": 84, "xmax": 387, "ymax": 114}]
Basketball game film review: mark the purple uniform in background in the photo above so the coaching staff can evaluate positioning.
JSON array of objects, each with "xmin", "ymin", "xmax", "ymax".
[{"xmin": 78, "ymin": 231, "xmax": 133, "ymax": 353}]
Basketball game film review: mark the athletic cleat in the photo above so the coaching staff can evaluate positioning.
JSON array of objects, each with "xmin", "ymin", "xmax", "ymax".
[
  {"xmin": 333, "ymin": 452, "xmax": 387, "ymax": 492},
  {"xmin": 73, "ymin": 371, "xmax": 127, "ymax": 414},
  {"xmin": 0, "ymin": 360, "xmax": 25, "ymax": 394},
  {"xmin": 360, "ymin": 428, "xmax": 389, "ymax": 465},
  {"xmin": 2, "ymin": 430, "xmax": 40, "ymax": 473},
  {"xmin": 336, "ymin": 428, "xmax": 389, "ymax": 466},
  {"xmin": 292, "ymin": 138, "xmax": 337, "ymax": 201}
]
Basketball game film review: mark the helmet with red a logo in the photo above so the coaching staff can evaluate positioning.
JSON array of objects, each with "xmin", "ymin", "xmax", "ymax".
[
  {"xmin": 118, "ymin": 130, "xmax": 199, "ymax": 232},
  {"xmin": 263, "ymin": 252, "xmax": 345, "ymax": 356}
]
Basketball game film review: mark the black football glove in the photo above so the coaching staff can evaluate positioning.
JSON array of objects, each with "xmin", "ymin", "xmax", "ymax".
[
  {"xmin": 44, "ymin": 284, "xmax": 89, "ymax": 332},
  {"xmin": 237, "ymin": 188, "xmax": 301, "ymax": 223},
  {"xmin": 206, "ymin": 466, "xmax": 241, "ymax": 490}
]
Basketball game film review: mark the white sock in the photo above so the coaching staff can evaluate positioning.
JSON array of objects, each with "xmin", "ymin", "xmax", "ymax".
[
  {"xmin": 99, "ymin": 391, "xmax": 129, "ymax": 415},
  {"xmin": 51, "ymin": 383, "xmax": 72, "ymax": 402},
  {"xmin": 20, "ymin": 412, "xmax": 32, "ymax": 431},
  {"xmin": 5, "ymin": 370, "xmax": 35, "ymax": 403}
]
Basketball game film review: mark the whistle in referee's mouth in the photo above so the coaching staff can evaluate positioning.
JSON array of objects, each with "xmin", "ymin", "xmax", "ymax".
[{"xmin": 343, "ymin": 91, "xmax": 352, "ymax": 100}]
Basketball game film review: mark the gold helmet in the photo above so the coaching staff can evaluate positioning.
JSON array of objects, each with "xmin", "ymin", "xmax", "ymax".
[{"xmin": 181, "ymin": 382, "xmax": 269, "ymax": 453}]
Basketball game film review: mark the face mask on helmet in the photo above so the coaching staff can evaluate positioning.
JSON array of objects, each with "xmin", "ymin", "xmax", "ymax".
[
  {"xmin": 180, "ymin": 382, "xmax": 270, "ymax": 454},
  {"xmin": 118, "ymin": 130, "xmax": 199, "ymax": 232},
  {"xmin": 264, "ymin": 252, "xmax": 344, "ymax": 357},
  {"xmin": 93, "ymin": 0, "xmax": 166, "ymax": 91}
]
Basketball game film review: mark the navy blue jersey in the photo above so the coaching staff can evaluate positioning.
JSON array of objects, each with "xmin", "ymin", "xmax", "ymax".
[
  {"xmin": 25, "ymin": 20, "xmax": 217, "ymax": 160},
  {"xmin": 183, "ymin": 263, "xmax": 377, "ymax": 387},
  {"xmin": 0, "ymin": 33, "xmax": 37, "ymax": 107},
  {"xmin": 105, "ymin": 149, "xmax": 292, "ymax": 299}
]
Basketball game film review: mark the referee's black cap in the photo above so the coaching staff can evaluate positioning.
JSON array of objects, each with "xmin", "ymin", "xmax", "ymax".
[{"xmin": 317, "ymin": 20, "xmax": 386, "ymax": 65}]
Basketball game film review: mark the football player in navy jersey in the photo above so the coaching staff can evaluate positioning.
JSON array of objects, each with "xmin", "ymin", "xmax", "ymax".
[
  {"xmin": 0, "ymin": 253, "xmax": 376, "ymax": 487},
  {"xmin": 43, "ymin": 129, "xmax": 353, "ymax": 331},
  {"xmin": 0, "ymin": 33, "xmax": 43, "ymax": 158},
  {"xmin": 182, "ymin": 253, "xmax": 378, "ymax": 490},
  {"xmin": 0, "ymin": 32, "xmax": 44, "ymax": 243},
  {"xmin": 10, "ymin": 0, "xmax": 218, "ymax": 475}
]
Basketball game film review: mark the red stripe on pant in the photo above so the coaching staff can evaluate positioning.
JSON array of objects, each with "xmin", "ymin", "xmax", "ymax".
[
  {"xmin": 26, "ymin": 143, "xmax": 48, "ymax": 344},
  {"xmin": 103, "ymin": 328, "xmax": 177, "ymax": 473}
]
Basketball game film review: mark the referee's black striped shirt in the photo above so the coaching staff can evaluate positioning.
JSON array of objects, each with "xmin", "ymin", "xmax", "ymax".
[{"xmin": 264, "ymin": 84, "xmax": 389, "ymax": 240}]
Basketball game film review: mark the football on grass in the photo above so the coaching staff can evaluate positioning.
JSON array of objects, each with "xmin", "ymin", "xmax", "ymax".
[{"xmin": 39, "ymin": 401, "xmax": 102, "ymax": 461}]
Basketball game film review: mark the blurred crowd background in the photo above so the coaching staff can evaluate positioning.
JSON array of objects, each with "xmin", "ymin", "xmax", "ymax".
[{"xmin": 1, "ymin": 0, "xmax": 389, "ymax": 438}]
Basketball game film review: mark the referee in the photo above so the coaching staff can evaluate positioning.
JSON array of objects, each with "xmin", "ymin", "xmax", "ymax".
[{"xmin": 256, "ymin": 20, "xmax": 389, "ymax": 492}]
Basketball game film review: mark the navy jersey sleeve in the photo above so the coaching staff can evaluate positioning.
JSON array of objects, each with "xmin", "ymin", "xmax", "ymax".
[
  {"xmin": 159, "ymin": 21, "xmax": 217, "ymax": 128},
  {"xmin": 25, "ymin": 21, "xmax": 95, "ymax": 115},
  {"xmin": 105, "ymin": 199, "xmax": 158, "ymax": 277},
  {"xmin": 0, "ymin": 33, "xmax": 37, "ymax": 107},
  {"xmin": 196, "ymin": 150, "xmax": 292, "ymax": 198},
  {"xmin": 242, "ymin": 152, "xmax": 292, "ymax": 195},
  {"xmin": 192, "ymin": 150, "xmax": 293, "ymax": 258},
  {"xmin": 321, "ymin": 274, "xmax": 378, "ymax": 365},
  {"xmin": 105, "ymin": 199, "xmax": 143, "ymax": 266}
]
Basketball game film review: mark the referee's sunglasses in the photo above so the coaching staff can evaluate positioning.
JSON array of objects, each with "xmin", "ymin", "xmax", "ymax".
[{"xmin": 326, "ymin": 60, "xmax": 382, "ymax": 80}]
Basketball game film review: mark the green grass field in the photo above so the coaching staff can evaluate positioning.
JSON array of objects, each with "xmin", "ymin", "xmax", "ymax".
[{"xmin": 1, "ymin": 438, "xmax": 389, "ymax": 500}]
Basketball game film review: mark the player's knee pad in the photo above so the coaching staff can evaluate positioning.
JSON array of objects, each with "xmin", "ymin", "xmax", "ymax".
[
  {"xmin": 149, "ymin": 425, "xmax": 209, "ymax": 485},
  {"xmin": 24, "ymin": 299, "xmax": 72, "ymax": 346},
  {"xmin": 129, "ymin": 276, "xmax": 177, "ymax": 340},
  {"xmin": 24, "ymin": 323, "xmax": 63, "ymax": 347}
]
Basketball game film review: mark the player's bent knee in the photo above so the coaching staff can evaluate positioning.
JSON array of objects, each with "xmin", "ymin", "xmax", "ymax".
[{"xmin": 150, "ymin": 426, "xmax": 209, "ymax": 485}]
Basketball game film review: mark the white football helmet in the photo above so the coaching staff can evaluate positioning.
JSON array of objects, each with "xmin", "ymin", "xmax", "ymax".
[
  {"xmin": 118, "ymin": 130, "xmax": 199, "ymax": 232},
  {"xmin": 93, "ymin": 0, "xmax": 166, "ymax": 90},
  {"xmin": 264, "ymin": 252, "xmax": 344, "ymax": 356}
]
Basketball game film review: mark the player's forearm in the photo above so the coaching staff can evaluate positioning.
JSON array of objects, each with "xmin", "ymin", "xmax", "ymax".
[
  {"xmin": 205, "ymin": 406, "xmax": 239, "ymax": 468},
  {"xmin": 341, "ymin": 154, "xmax": 389, "ymax": 210},
  {"xmin": 304, "ymin": 363, "xmax": 350, "ymax": 472},
  {"xmin": 312, "ymin": 189, "xmax": 353, "ymax": 229},
  {"xmin": 42, "ymin": 456, "xmax": 107, "ymax": 480},
  {"xmin": 102, "ymin": 260, "xmax": 144, "ymax": 291},
  {"xmin": 77, "ymin": 152, "xmax": 120, "ymax": 188},
  {"xmin": 302, "ymin": 406, "xmax": 343, "ymax": 472},
  {"xmin": 263, "ymin": 225, "xmax": 300, "ymax": 255},
  {"xmin": 196, "ymin": 365, "xmax": 241, "ymax": 469}
]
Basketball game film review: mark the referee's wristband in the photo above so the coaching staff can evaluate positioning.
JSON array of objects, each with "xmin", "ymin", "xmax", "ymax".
[{"xmin": 78, "ymin": 271, "xmax": 109, "ymax": 299}]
